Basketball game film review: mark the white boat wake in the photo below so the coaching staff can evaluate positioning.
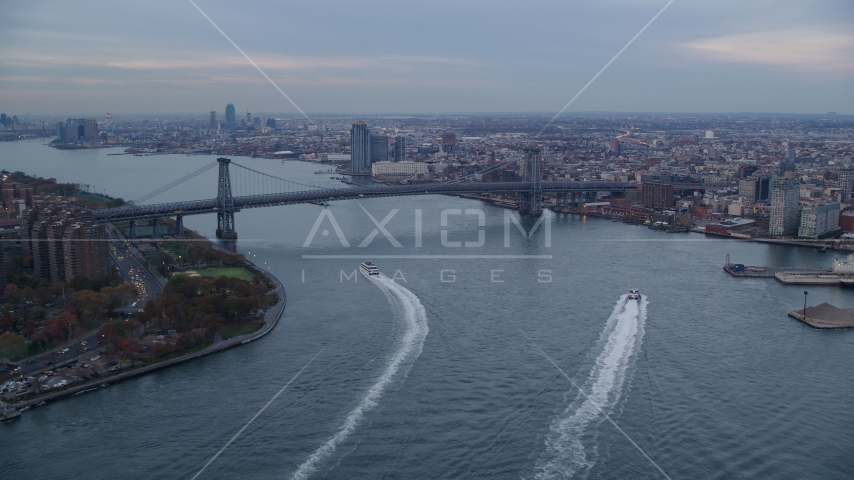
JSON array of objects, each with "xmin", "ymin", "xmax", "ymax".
[
  {"xmin": 290, "ymin": 273, "xmax": 429, "ymax": 480},
  {"xmin": 535, "ymin": 295, "xmax": 648, "ymax": 479}
]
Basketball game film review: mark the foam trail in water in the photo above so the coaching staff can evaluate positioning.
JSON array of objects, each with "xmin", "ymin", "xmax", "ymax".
[
  {"xmin": 535, "ymin": 295, "xmax": 647, "ymax": 479},
  {"xmin": 290, "ymin": 273, "xmax": 429, "ymax": 480}
]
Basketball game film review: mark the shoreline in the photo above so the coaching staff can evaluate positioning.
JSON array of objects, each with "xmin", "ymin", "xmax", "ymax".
[{"xmin": 4, "ymin": 241, "xmax": 287, "ymax": 413}]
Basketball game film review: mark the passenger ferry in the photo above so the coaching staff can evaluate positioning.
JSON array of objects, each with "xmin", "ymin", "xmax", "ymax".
[
  {"xmin": 628, "ymin": 288, "xmax": 640, "ymax": 300},
  {"xmin": 360, "ymin": 262, "xmax": 379, "ymax": 276}
]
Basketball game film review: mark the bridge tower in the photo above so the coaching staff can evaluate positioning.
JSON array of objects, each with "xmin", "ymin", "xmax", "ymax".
[
  {"xmin": 520, "ymin": 148, "xmax": 543, "ymax": 216},
  {"xmin": 216, "ymin": 157, "xmax": 238, "ymax": 239}
]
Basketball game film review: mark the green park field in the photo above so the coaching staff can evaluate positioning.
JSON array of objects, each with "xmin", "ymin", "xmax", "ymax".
[{"xmin": 184, "ymin": 267, "xmax": 254, "ymax": 281}]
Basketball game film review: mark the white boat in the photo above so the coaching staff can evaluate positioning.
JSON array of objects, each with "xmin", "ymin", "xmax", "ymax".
[
  {"xmin": 360, "ymin": 262, "xmax": 379, "ymax": 276},
  {"xmin": 628, "ymin": 288, "xmax": 640, "ymax": 300}
]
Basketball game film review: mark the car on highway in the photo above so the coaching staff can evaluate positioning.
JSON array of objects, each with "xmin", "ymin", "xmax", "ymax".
[{"xmin": 59, "ymin": 347, "xmax": 70, "ymax": 354}]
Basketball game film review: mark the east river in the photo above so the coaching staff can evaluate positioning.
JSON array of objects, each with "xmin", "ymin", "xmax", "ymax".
[{"xmin": 1, "ymin": 139, "xmax": 852, "ymax": 479}]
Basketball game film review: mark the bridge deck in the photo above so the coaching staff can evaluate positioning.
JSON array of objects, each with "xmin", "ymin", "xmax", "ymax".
[{"xmin": 93, "ymin": 181, "xmax": 636, "ymax": 222}]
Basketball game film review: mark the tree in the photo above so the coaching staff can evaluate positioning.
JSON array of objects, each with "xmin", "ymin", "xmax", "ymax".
[
  {"xmin": 47, "ymin": 312, "xmax": 79, "ymax": 342},
  {"xmin": 2, "ymin": 284, "xmax": 23, "ymax": 305},
  {"xmin": 71, "ymin": 290, "xmax": 109, "ymax": 321},
  {"xmin": 101, "ymin": 284, "xmax": 137, "ymax": 313},
  {"xmin": 97, "ymin": 323, "xmax": 122, "ymax": 351},
  {"xmin": 0, "ymin": 332, "xmax": 27, "ymax": 359}
]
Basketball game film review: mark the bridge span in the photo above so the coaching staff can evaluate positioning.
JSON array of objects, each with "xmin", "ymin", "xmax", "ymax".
[{"xmin": 93, "ymin": 156, "xmax": 637, "ymax": 239}]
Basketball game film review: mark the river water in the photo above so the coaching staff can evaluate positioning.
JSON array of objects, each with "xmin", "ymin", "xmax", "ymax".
[{"xmin": 1, "ymin": 139, "xmax": 852, "ymax": 479}]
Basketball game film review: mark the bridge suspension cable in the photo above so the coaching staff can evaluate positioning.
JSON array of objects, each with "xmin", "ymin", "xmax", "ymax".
[
  {"xmin": 99, "ymin": 161, "xmax": 218, "ymax": 220},
  {"xmin": 229, "ymin": 161, "xmax": 327, "ymax": 197}
]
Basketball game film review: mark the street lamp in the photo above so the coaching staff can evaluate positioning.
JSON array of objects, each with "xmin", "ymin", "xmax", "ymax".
[{"xmin": 803, "ymin": 290, "xmax": 809, "ymax": 320}]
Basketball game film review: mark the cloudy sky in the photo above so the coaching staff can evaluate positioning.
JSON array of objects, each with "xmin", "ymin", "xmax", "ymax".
[{"xmin": 1, "ymin": 0, "xmax": 852, "ymax": 116}]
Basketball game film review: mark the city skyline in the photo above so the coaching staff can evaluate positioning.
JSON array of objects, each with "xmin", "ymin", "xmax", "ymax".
[{"xmin": 1, "ymin": 0, "xmax": 852, "ymax": 115}]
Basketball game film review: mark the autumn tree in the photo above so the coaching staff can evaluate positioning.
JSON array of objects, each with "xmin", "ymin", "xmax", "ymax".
[
  {"xmin": 2, "ymin": 284, "xmax": 23, "ymax": 305},
  {"xmin": 0, "ymin": 331, "xmax": 27, "ymax": 360},
  {"xmin": 71, "ymin": 290, "xmax": 109, "ymax": 322},
  {"xmin": 47, "ymin": 312, "xmax": 79, "ymax": 342}
]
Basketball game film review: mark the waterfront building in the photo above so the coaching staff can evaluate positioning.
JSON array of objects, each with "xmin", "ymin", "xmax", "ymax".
[
  {"xmin": 769, "ymin": 178, "xmax": 801, "ymax": 236},
  {"xmin": 372, "ymin": 161, "xmax": 428, "ymax": 177},
  {"xmin": 370, "ymin": 134, "xmax": 389, "ymax": 163},
  {"xmin": 798, "ymin": 203, "xmax": 840, "ymax": 238},
  {"xmin": 56, "ymin": 122, "xmax": 66, "ymax": 142},
  {"xmin": 394, "ymin": 135, "xmax": 406, "ymax": 162},
  {"xmin": 641, "ymin": 182, "xmax": 674, "ymax": 209},
  {"xmin": 83, "ymin": 118, "xmax": 98, "ymax": 140},
  {"xmin": 350, "ymin": 121, "xmax": 370, "ymax": 173},
  {"xmin": 225, "ymin": 103, "xmax": 236, "ymax": 133}
]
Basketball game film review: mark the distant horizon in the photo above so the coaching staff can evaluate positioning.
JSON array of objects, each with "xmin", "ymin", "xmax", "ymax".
[{"xmin": 6, "ymin": 110, "xmax": 853, "ymax": 121}]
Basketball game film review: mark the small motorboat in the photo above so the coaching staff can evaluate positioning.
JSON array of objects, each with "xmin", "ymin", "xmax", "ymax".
[{"xmin": 628, "ymin": 288, "xmax": 640, "ymax": 300}]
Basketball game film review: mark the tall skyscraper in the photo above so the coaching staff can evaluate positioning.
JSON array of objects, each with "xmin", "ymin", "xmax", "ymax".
[
  {"xmin": 209, "ymin": 111, "xmax": 217, "ymax": 130},
  {"xmin": 225, "ymin": 103, "xmax": 236, "ymax": 133},
  {"xmin": 370, "ymin": 134, "xmax": 389, "ymax": 163},
  {"xmin": 394, "ymin": 135, "xmax": 406, "ymax": 162},
  {"xmin": 246, "ymin": 112, "xmax": 252, "ymax": 126},
  {"xmin": 350, "ymin": 121, "xmax": 370, "ymax": 173},
  {"xmin": 770, "ymin": 178, "xmax": 800, "ymax": 236},
  {"xmin": 838, "ymin": 168, "xmax": 854, "ymax": 202}
]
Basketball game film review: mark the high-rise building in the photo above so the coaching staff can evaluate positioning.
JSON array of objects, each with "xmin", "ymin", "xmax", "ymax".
[
  {"xmin": 56, "ymin": 122, "xmax": 66, "ymax": 142},
  {"xmin": 22, "ymin": 196, "xmax": 110, "ymax": 281},
  {"xmin": 370, "ymin": 134, "xmax": 389, "ymax": 163},
  {"xmin": 225, "ymin": 103, "xmax": 236, "ymax": 133},
  {"xmin": 641, "ymin": 182, "xmax": 674, "ymax": 209},
  {"xmin": 441, "ymin": 132, "xmax": 457, "ymax": 153},
  {"xmin": 609, "ymin": 138, "xmax": 620, "ymax": 153},
  {"xmin": 798, "ymin": 203, "xmax": 840, "ymax": 238},
  {"xmin": 838, "ymin": 168, "xmax": 854, "ymax": 202},
  {"xmin": 83, "ymin": 118, "xmax": 98, "ymax": 140},
  {"xmin": 739, "ymin": 179, "xmax": 758, "ymax": 203},
  {"xmin": 209, "ymin": 111, "xmax": 217, "ymax": 130},
  {"xmin": 350, "ymin": 121, "xmax": 371, "ymax": 173},
  {"xmin": 394, "ymin": 135, "xmax": 406, "ymax": 162},
  {"xmin": 757, "ymin": 177, "xmax": 770, "ymax": 201},
  {"xmin": 769, "ymin": 178, "xmax": 800, "ymax": 236},
  {"xmin": 246, "ymin": 112, "xmax": 252, "ymax": 126}
]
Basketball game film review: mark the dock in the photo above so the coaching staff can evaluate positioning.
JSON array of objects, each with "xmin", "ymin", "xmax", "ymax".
[
  {"xmin": 788, "ymin": 303, "xmax": 854, "ymax": 329},
  {"xmin": 723, "ymin": 264, "xmax": 830, "ymax": 279}
]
